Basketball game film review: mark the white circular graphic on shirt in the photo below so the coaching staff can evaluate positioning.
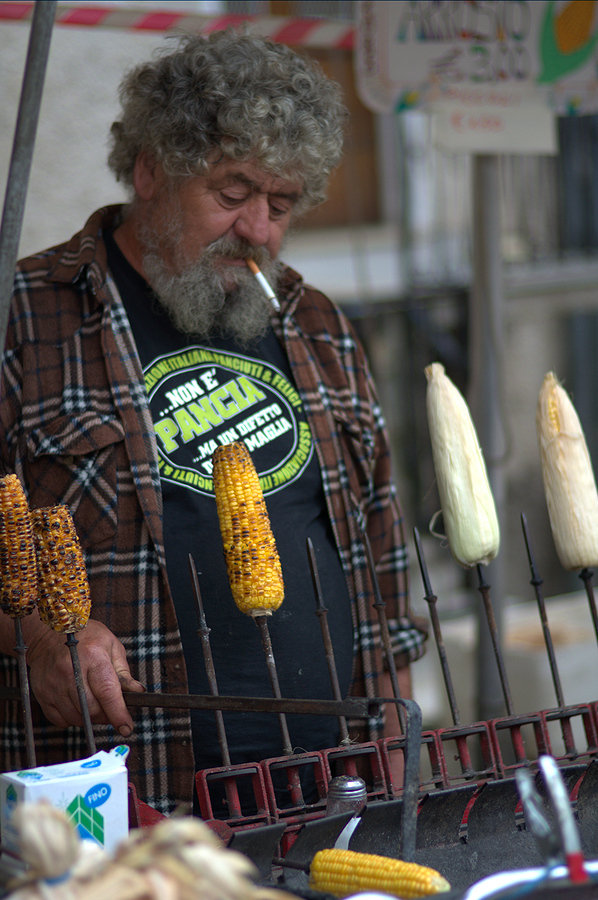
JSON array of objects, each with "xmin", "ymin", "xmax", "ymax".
[{"xmin": 144, "ymin": 346, "xmax": 313, "ymax": 496}]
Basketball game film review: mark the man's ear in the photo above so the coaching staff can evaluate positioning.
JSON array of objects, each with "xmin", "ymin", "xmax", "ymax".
[{"xmin": 133, "ymin": 152, "xmax": 161, "ymax": 200}]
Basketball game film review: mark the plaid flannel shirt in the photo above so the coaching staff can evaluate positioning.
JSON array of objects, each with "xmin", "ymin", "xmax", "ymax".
[{"xmin": 0, "ymin": 206, "xmax": 426, "ymax": 814}]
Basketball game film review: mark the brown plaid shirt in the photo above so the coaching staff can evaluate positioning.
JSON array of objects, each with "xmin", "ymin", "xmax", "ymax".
[{"xmin": 0, "ymin": 206, "xmax": 426, "ymax": 814}]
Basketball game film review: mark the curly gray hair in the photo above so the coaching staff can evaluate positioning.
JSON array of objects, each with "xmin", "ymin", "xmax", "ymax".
[{"xmin": 108, "ymin": 30, "xmax": 347, "ymax": 212}]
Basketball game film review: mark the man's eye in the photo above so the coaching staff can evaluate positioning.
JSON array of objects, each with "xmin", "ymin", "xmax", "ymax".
[
  {"xmin": 220, "ymin": 192, "xmax": 247, "ymax": 205},
  {"xmin": 269, "ymin": 202, "xmax": 291, "ymax": 219}
]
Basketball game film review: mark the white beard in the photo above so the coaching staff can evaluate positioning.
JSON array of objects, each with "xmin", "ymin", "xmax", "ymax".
[{"xmin": 137, "ymin": 207, "xmax": 283, "ymax": 346}]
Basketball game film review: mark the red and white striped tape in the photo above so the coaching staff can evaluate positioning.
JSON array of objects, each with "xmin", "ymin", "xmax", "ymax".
[{"xmin": 0, "ymin": 2, "xmax": 355, "ymax": 48}]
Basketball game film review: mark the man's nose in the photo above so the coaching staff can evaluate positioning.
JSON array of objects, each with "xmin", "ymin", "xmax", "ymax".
[{"xmin": 233, "ymin": 196, "xmax": 271, "ymax": 246}]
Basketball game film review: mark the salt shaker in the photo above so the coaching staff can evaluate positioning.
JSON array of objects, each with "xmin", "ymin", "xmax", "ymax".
[{"xmin": 326, "ymin": 775, "xmax": 367, "ymax": 849}]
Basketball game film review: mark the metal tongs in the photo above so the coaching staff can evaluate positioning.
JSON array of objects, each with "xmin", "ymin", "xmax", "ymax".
[{"xmin": 515, "ymin": 755, "xmax": 589, "ymax": 883}]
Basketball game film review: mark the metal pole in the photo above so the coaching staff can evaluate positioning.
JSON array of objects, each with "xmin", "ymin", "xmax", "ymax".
[
  {"xmin": 469, "ymin": 154, "xmax": 507, "ymax": 722},
  {"xmin": 0, "ymin": 1, "xmax": 57, "ymax": 351}
]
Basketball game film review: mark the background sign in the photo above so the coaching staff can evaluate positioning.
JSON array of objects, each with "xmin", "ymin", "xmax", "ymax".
[{"xmin": 356, "ymin": 0, "xmax": 598, "ymax": 117}]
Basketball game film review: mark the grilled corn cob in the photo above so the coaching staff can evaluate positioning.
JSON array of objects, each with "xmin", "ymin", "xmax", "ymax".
[
  {"xmin": 425, "ymin": 362, "xmax": 500, "ymax": 567},
  {"xmin": 212, "ymin": 441, "xmax": 284, "ymax": 616},
  {"xmin": 310, "ymin": 848, "xmax": 450, "ymax": 899},
  {"xmin": 537, "ymin": 371, "xmax": 598, "ymax": 571},
  {"xmin": 31, "ymin": 505, "xmax": 91, "ymax": 633},
  {"xmin": 0, "ymin": 473, "xmax": 38, "ymax": 618}
]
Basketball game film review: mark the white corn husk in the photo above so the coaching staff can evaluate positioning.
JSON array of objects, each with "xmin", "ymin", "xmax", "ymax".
[
  {"xmin": 536, "ymin": 371, "xmax": 598, "ymax": 571},
  {"xmin": 425, "ymin": 362, "xmax": 500, "ymax": 567}
]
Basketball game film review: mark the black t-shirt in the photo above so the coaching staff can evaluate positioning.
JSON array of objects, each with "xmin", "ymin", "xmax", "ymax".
[{"xmin": 105, "ymin": 231, "xmax": 354, "ymax": 777}]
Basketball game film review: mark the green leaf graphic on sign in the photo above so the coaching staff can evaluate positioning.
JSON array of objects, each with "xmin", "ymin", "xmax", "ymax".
[{"xmin": 538, "ymin": 0, "xmax": 598, "ymax": 83}]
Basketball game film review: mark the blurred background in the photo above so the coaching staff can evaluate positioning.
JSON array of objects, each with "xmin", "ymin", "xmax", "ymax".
[{"xmin": 2, "ymin": 0, "xmax": 598, "ymax": 739}]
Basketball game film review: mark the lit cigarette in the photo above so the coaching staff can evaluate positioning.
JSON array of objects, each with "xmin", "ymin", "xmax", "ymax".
[{"xmin": 246, "ymin": 258, "xmax": 280, "ymax": 311}]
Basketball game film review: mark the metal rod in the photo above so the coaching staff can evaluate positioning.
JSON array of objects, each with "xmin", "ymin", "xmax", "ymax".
[
  {"xmin": 0, "ymin": 1, "xmax": 57, "ymax": 350},
  {"xmin": 306, "ymin": 537, "xmax": 350, "ymax": 744},
  {"xmin": 0, "ymin": 685, "xmax": 376, "ymax": 718},
  {"xmin": 578, "ymin": 568, "xmax": 598, "ymax": 646},
  {"xmin": 188, "ymin": 554, "xmax": 231, "ymax": 766},
  {"xmin": 362, "ymin": 531, "xmax": 405, "ymax": 732},
  {"xmin": 476, "ymin": 564, "xmax": 514, "ymax": 715},
  {"xmin": 521, "ymin": 513, "xmax": 565, "ymax": 707},
  {"xmin": 254, "ymin": 614, "xmax": 293, "ymax": 754},
  {"xmin": 66, "ymin": 633, "xmax": 96, "ymax": 755},
  {"xmin": 413, "ymin": 527, "xmax": 461, "ymax": 725},
  {"xmin": 13, "ymin": 618, "xmax": 36, "ymax": 768}
]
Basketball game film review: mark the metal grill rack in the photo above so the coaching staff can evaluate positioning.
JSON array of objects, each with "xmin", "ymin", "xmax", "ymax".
[{"xmin": 122, "ymin": 521, "xmax": 598, "ymax": 898}]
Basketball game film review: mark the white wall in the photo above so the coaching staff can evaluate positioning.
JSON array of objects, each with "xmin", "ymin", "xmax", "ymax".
[{"xmin": 0, "ymin": 16, "xmax": 172, "ymax": 257}]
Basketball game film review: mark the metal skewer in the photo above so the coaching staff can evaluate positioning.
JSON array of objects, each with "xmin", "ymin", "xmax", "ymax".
[
  {"xmin": 413, "ymin": 526, "xmax": 461, "ymax": 725},
  {"xmin": 476, "ymin": 564, "xmax": 514, "ymax": 715},
  {"xmin": 13, "ymin": 617, "xmax": 36, "ymax": 767},
  {"xmin": 189, "ymin": 554, "xmax": 245, "ymax": 817},
  {"xmin": 521, "ymin": 514, "xmax": 578, "ymax": 757},
  {"xmin": 578, "ymin": 567, "xmax": 598, "ymax": 647},
  {"xmin": 362, "ymin": 531, "xmax": 405, "ymax": 733},
  {"xmin": 188, "ymin": 554, "xmax": 231, "ymax": 766},
  {"xmin": 521, "ymin": 513, "xmax": 565, "ymax": 707},
  {"xmin": 253, "ymin": 614, "xmax": 293, "ymax": 755},
  {"xmin": 306, "ymin": 537, "xmax": 350, "ymax": 745},
  {"xmin": 65, "ymin": 632, "xmax": 96, "ymax": 755}
]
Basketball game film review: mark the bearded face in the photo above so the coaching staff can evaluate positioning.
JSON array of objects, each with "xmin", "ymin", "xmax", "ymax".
[{"xmin": 134, "ymin": 178, "xmax": 286, "ymax": 346}]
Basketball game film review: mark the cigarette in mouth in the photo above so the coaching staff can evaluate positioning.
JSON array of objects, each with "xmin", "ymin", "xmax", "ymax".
[{"xmin": 246, "ymin": 258, "xmax": 280, "ymax": 312}]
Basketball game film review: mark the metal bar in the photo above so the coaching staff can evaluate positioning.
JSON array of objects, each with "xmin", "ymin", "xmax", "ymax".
[
  {"xmin": 0, "ymin": 1, "xmax": 56, "ymax": 351},
  {"xmin": 521, "ymin": 513, "xmax": 566, "ymax": 706},
  {"xmin": 0, "ymin": 685, "xmax": 376, "ymax": 717},
  {"xmin": 66, "ymin": 633, "xmax": 96, "ymax": 755},
  {"xmin": 362, "ymin": 531, "xmax": 405, "ymax": 732},
  {"xmin": 476, "ymin": 564, "xmax": 514, "ymax": 715},
  {"xmin": 413, "ymin": 527, "xmax": 461, "ymax": 725},
  {"xmin": 13, "ymin": 618, "xmax": 35, "ymax": 768},
  {"xmin": 306, "ymin": 537, "xmax": 350, "ymax": 744},
  {"xmin": 394, "ymin": 697, "xmax": 422, "ymax": 862}
]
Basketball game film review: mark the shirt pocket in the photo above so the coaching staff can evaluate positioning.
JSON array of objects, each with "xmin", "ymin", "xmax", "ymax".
[{"xmin": 25, "ymin": 412, "xmax": 126, "ymax": 547}]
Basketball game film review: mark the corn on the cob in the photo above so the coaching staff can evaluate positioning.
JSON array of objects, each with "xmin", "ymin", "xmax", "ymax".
[
  {"xmin": 425, "ymin": 362, "xmax": 500, "ymax": 568},
  {"xmin": 212, "ymin": 441, "xmax": 284, "ymax": 616},
  {"xmin": 0, "ymin": 473, "xmax": 38, "ymax": 618},
  {"xmin": 309, "ymin": 848, "xmax": 450, "ymax": 899},
  {"xmin": 536, "ymin": 371, "xmax": 598, "ymax": 571},
  {"xmin": 31, "ymin": 505, "xmax": 91, "ymax": 633}
]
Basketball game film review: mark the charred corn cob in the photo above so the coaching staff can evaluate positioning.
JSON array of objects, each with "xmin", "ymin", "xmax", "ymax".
[
  {"xmin": 31, "ymin": 505, "xmax": 91, "ymax": 633},
  {"xmin": 212, "ymin": 441, "xmax": 284, "ymax": 616},
  {"xmin": 310, "ymin": 848, "xmax": 450, "ymax": 899},
  {"xmin": 425, "ymin": 362, "xmax": 500, "ymax": 567},
  {"xmin": 0, "ymin": 473, "xmax": 38, "ymax": 618},
  {"xmin": 537, "ymin": 371, "xmax": 598, "ymax": 571}
]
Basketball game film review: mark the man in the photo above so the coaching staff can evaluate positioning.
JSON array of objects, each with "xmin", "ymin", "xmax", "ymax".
[{"xmin": 0, "ymin": 31, "xmax": 426, "ymax": 816}]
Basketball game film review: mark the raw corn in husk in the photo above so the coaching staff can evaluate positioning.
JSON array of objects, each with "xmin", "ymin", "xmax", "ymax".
[
  {"xmin": 0, "ymin": 473, "xmax": 38, "ymax": 618},
  {"xmin": 212, "ymin": 441, "xmax": 284, "ymax": 617},
  {"xmin": 425, "ymin": 362, "xmax": 500, "ymax": 567},
  {"xmin": 536, "ymin": 371, "xmax": 598, "ymax": 571}
]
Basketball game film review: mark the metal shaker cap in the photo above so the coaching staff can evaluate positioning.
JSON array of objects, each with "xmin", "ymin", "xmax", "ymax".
[{"xmin": 326, "ymin": 775, "xmax": 367, "ymax": 817}]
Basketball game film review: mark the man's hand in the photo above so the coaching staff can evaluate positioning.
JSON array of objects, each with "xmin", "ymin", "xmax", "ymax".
[{"xmin": 25, "ymin": 619, "xmax": 145, "ymax": 738}]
